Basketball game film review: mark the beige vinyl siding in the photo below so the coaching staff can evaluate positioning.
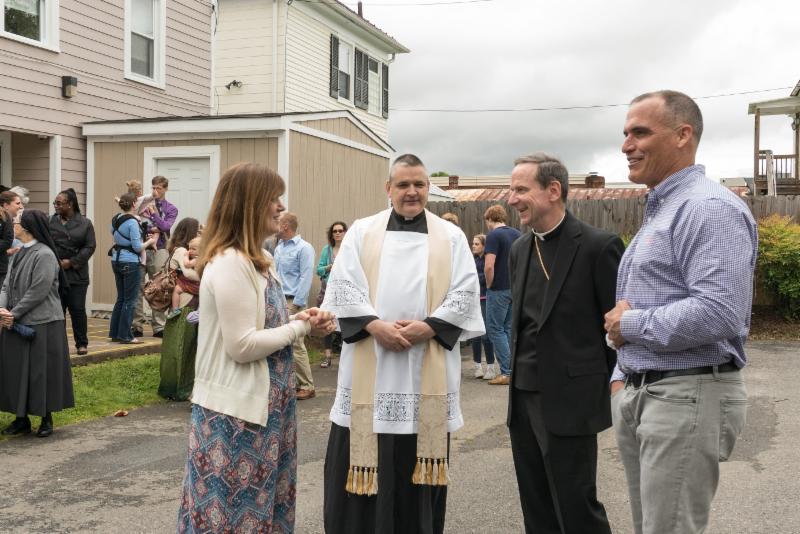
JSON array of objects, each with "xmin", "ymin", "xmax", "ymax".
[
  {"xmin": 298, "ymin": 118, "xmax": 383, "ymax": 150},
  {"xmin": 91, "ymin": 137, "xmax": 279, "ymax": 306},
  {"xmin": 288, "ymin": 130, "xmax": 389, "ymax": 299},
  {"xmin": 213, "ymin": 0, "xmax": 286, "ymax": 114},
  {"xmin": 10, "ymin": 133, "xmax": 50, "ymax": 209},
  {"xmin": 284, "ymin": 6, "xmax": 389, "ymax": 141},
  {"xmin": 0, "ymin": 0, "xmax": 212, "ymax": 211}
]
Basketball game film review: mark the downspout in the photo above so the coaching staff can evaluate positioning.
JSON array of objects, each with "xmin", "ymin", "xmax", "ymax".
[{"xmin": 272, "ymin": 0, "xmax": 278, "ymax": 113}]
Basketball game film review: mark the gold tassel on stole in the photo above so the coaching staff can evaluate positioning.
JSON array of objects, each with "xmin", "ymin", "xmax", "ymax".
[
  {"xmin": 437, "ymin": 459, "xmax": 447, "ymax": 485},
  {"xmin": 412, "ymin": 458, "xmax": 423, "ymax": 484},
  {"xmin": 366, "ymin": 468, "xmax": 377, "ymax": 496},
  {"xmin": 346, "ymin": 466, "xmax": 354, "ymax": 493},
  {"xmin": 426, "ymin": 459, "xmax": 434, "ymax": 485}
]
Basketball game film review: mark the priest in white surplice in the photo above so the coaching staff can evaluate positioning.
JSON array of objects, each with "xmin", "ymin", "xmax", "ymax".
[{"xmin": 321, "ymin": 154, "xmax": 484, "ymax": 534}]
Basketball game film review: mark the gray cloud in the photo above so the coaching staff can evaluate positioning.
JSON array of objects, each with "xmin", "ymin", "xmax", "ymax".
[{"xmin": 365, "ymin": 0, "xmax": 799, "ymax": 181}]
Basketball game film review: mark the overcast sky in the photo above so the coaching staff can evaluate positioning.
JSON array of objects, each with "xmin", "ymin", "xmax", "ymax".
[{"xmin": 357, "ymin": 0, "xmax": 799, "ymax": 182}]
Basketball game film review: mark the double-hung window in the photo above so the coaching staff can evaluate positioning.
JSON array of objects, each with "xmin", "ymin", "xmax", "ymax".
[
  {"xmin": 330, "ymin": 35, "xmax": 389, "ymax": 117},
  {"xmin": 1, "ymin": 0, "xmax": 59, "ymax": 50},
  {"xmin": 330, "ymin": 35, "xmax": 353, "ymax": 101},
  {"xmin": 124, "ymin": 0, "xmax": 166, "ymax": 88}
]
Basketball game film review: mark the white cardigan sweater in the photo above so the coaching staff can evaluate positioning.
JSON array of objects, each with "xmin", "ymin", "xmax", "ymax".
[{"xmin": 191, "ymin": 248, "xmax": 310, "ymax": 425}]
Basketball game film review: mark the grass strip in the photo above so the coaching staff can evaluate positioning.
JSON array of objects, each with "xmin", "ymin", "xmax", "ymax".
[
  {"xmin": 0, "ymin": 353, "xmax": 164, "ymax": 439},
  {"xmin": 0, "ymin": 347, "xmax": 325, "ymax": 437}
]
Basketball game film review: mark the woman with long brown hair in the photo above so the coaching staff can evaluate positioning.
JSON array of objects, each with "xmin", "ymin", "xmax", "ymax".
[{"xmin": 177, "ymin": 163, "xmax": 335, "ymax": 532}]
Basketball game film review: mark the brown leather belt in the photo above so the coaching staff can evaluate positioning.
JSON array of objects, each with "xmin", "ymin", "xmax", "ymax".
[{"xmin": 626, "ymin": 361, "xmax": 740, "ymax": 388}]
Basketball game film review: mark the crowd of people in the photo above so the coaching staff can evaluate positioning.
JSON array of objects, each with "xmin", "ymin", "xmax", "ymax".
[{"xmin": 0, "ymin": 90, "xmax": 759, "ymax": 534}]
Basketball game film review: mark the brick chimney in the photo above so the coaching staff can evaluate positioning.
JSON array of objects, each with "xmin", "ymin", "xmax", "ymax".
[
  {"xmin": 448, "ymin": 175, "xmax": 459, "ymax": 189},
  {"xmin": 357, "ymin": 1, "xmax": 363, "ymax": 17}
]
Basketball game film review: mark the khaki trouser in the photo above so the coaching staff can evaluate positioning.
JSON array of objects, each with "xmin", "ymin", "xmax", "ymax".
[
  {"xmin": 287, "ymin": 298, "xmax": 314, "ymax": 391},
  {"xmin": 612, "ymin": 369, "xmax": 747, "ymax": 534},
  {"xmin": 133, "ymin": 248, "xmax": 168, "ymax": 334}
]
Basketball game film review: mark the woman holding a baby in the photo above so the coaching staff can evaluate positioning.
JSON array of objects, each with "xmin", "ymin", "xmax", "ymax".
[{"xmin": 158, "ymin": 217, "xmax": 201, "ymax": 400}]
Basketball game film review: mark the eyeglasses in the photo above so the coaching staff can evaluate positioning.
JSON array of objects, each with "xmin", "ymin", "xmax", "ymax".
[
  {"xmin": 332, "ymin": 229, "xmax": 345, "ymax": 234},
  {"xmin": 52, "ymin": 201, "xmax": 66, "ymax": 206}
]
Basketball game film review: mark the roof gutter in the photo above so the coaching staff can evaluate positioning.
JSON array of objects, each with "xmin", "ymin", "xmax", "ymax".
[{"xmin": 326, "ymin": 2, "xmax": 410, "ymax": 53}]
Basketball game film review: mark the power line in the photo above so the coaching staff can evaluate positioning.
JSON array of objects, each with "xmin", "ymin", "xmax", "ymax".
[
  {"xmin": 390, "ymin": 86, "xmax": 795, "ymax": 113},
  {"xmin": 294, "ymin": 0, "xmax": 495, "ymax": 6}
]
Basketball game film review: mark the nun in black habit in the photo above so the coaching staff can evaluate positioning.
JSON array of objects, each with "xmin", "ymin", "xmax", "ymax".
[{"xmin": 0, "ymin": 209, "xmax": 74, "ymax": 437}]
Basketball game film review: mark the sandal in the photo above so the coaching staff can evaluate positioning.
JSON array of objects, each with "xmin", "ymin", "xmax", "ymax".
[
  {"xmin": 320, "ymin": 357, "xmax": 331, "ymax": 368},
  {"xmin": 76, "ymin": 347, "xmax": 88, "ymax": 355}
]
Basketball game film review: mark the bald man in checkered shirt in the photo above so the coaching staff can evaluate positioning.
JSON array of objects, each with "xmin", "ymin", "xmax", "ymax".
[{"xmin": 604, "ymin": 90, "xmax": 758, "ymax": 534}]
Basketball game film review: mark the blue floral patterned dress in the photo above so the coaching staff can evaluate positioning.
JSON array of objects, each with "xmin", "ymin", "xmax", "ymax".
[{"xmin": 177, "ymin": 273, "xmax": 297, "ymax": 533}]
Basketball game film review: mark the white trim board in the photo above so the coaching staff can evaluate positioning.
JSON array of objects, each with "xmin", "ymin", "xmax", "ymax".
[
  {"xmin": 142, "ymin": 145, "xmax": 222, "ymax": 196},
  {"xmin": 277, "ymin": 129, "xmax": 289, "ymax": 208},
  {"xmin": 84, "ymin": 116, "xmax": 286, "ymax": 137},
  {"xmin": 87, "ymin": 132, "xmax": 282, "ymax": 144},
  {"xmin": 82, "ymin": 111, "xmax": 391, "ymax": 151},
  {"xmin": 49, "ymin": 135, "xmax": 62, "ymax": 214},
  {"xmin": 0, "ymin": 131, "xmax": 11, "ymax": 187},
  {"xmin": 288, "ymin": 123, "xmax": 390, "ymax": 158},
  {"xmin": 287, "ymin": 111, "xmax": 392, "ymax": 151},
  {"xmin": 86, "ymin": 140, "xmax": 96, "ymax": 313}
]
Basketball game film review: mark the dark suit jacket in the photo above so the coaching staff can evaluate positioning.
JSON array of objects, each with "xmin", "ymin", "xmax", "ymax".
[{"xmin": 507, "ymin": 212, "xmax": 624, "ymax": 436}]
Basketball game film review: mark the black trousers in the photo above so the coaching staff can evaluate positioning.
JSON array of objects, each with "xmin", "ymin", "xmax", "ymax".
[
  {"xmin": 61, "ymin": 283, "xmax": 88, "ymax": 349},
  {"xmin": 509, "ymin": 389, "xmax": 611, "ymax": 534},
  {"xmin": 324, "ymin": 423, "xmax": 448, "ymax": 534}
]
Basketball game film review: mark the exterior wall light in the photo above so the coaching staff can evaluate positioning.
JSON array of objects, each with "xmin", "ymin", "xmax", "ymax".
[{"xmin": 62, "ymin": 76, "xmax": 78, "ymax": 98}]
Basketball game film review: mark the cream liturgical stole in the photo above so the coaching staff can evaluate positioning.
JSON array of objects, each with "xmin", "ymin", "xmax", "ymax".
[{"xmin": 347, "ymin": 209, "xmax": 452, "ymax": 495}]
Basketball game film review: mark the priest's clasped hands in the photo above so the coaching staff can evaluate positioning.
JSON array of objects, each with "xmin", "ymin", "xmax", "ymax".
[
  {"xmin": 293, "ymin": 307, "xmax": 337, "ymax": 338},
  {"xmin": 365, "ymin": 319, "xmax": 435, "ymax": 352}
]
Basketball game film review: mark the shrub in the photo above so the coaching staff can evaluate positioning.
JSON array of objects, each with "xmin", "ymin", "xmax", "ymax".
[{"xmin": 757, "ymin": 215, "xmax": 800, "ymax": 319}]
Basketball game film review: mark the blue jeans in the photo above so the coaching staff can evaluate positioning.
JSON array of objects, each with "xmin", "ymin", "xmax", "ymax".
[
  {"xmin": 109, "ymin": 261, "xmax": 142, "ymax": 342},
  {"xmin": 471, "ymin": 299, "xmax": 494, "ymax": 364},
  {"xmin": 486, "ymin": 288, "xmax": 513, "ymax": 376}
]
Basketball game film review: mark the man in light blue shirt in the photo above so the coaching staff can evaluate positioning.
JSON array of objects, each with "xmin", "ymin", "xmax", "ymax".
[
  {"xmin": 274, "ymin": 212, "xmax": 316, "ymax": 399},
  {"xmin": 604, "ymin": 90, "xmax": 757, "ymax": 534}
]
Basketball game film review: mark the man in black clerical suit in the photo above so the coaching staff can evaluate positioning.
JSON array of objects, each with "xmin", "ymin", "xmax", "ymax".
[{"xmin": 506, "ymin": 153, "xmax": 624, "ymax": 534}]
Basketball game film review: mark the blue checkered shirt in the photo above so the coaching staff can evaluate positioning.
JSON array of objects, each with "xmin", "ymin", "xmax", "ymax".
[{"xmin": 611, "ymin": 165, "xmax": 758, "ymax": 381}]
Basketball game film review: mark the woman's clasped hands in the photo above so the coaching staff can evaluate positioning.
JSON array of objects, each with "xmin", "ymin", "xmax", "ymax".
[
  {"xmin": 0, "ymin": 308, "xmax": 14, "ymax": 329},
  {"xmin": 294, "ymin": 307, "xmax": 336, "ymax": 338}
]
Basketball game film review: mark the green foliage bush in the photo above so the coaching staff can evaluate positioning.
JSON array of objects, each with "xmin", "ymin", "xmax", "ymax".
[{"xmin": 757, "ymin": 215, "xmax": 800, "ymax": 319}]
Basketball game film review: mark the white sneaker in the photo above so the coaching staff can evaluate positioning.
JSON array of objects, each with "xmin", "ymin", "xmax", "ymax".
[
  {"xmin": 483, "ymin": 364, "xmax": 497, "ymax": 380},
  {"xmin": 473, "ymin": 363, "xmax": 484, "ymax": 379}
]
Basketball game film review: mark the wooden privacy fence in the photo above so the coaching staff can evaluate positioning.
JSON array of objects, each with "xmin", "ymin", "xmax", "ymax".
[{"xmin": 429, "ymin": 195, "xmax": 800, "ymax": 238}]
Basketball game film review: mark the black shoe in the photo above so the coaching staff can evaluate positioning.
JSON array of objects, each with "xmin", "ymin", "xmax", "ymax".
[
  {"xmin": 153, "ymin": 331, "xmax": 163, "ymax": 338},
  {"xmin": 36, "ymin": 414, "xmax": 53, "ymax": 438},
  {"xmin": 132, "ymin": 329, "xmax": 144, "ymax": 338},
  {"xmin": 2, "ymin": 417, "xmax": 31, "ymax": 436}
]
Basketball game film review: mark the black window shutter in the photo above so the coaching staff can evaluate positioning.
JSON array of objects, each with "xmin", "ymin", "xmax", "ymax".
[
  {"xmin": 330, "ymin": 35, "xmax": 339, "ymax": 99},
  {"xmin": 382, "ymin": 63, "xmax": 389, "ymax": 118},
  {"xmin": 354, "ymin": 49, "xmax": 368, "ymax": 110}
]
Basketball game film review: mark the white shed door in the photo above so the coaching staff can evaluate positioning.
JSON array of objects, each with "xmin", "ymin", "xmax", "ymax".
[{"xmin": 155, "ymin": 157, "xmax": 210, "ymax": 224}]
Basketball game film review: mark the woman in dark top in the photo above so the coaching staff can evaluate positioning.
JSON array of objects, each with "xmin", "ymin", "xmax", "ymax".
[
  {"xmin": 49, "ymin": 188, "xmax": 96, "ymax": 355},
  {"xmin": 471, "ymin": 234, "xmax": 496, "ymax": 380},
  {"xmin": 0, "ymin": 210, "xmax": 74, "ymax": 438}
]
